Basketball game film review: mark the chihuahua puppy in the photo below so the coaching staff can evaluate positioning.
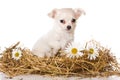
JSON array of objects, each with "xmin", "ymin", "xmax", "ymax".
[{"xmin": 32, "ymin": 8, "xmax": 85, "ymax": 57}]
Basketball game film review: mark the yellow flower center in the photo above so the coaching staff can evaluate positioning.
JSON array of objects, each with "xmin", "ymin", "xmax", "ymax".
[
  {"xmin": 15, "ymin": 52, "xmax": 19, "ymax": 57},
  {"xmin": 89, "ymin": 48, "xmax": 94, "ymax": 54},
  {"xmin": 71, "ymin": 48, "xmax": 78, "ymax": 54}
]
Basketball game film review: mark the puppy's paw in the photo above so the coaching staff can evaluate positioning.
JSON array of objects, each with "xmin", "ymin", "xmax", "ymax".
[{"xmin": 32, "ymin": 49, "xmax": 45, "ymax": 57}]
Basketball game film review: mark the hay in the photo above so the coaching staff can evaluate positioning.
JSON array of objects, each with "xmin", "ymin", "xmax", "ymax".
[{"xmin": 0, "ymin": 41, "xmax": 120, "ymax": 78}]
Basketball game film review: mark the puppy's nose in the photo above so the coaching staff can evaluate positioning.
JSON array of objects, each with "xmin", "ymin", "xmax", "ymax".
[{"xmin": 67, "ymin": 25, "xmax": 71, "ymax": 30}]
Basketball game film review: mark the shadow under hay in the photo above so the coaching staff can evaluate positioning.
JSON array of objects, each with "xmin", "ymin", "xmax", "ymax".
[{"xmin": 0, "ymin": 41, "xmax": 120, "ymax": 78}]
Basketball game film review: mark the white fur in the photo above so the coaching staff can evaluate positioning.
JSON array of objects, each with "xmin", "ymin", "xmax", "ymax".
[{"xmin": 32, "ymin": 8, "xmax": 85, "ymax": 57}]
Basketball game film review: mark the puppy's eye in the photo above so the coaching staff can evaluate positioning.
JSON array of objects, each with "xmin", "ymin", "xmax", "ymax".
[
  {"xmin": 71, "ymin": 19, "xmax": 76, "ymax": 23},
  {"xmin": 60, "ymin": 20, "xmax": 65, "ymax": 24}
]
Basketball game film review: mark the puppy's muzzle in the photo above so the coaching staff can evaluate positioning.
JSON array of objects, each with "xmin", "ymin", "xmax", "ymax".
[{"xmin": 67, "ymin": 25, "xmax": 71, "ymax": 30}]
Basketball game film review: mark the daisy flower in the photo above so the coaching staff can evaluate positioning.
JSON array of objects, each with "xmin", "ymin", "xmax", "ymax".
[
  {"xmin": 64, "ymin": 42, "xmax": 83, "ymax": 58},
  {"xmin": 12, "ymin": 49, "xmax": 22, "ymax": 60},
  {"xmin": 86, "ymin": 40, "xmax": 99, "ymax": 60}
]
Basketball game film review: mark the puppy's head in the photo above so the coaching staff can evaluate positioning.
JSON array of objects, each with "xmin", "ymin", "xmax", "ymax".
[{"xmin": 48, "ymin": 8, "xmax": 85, "ymax": 33}]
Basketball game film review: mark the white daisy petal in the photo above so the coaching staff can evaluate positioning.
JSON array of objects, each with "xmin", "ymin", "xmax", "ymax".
[
  {"xmin": 93, "ymin": 55, "xmax": 96, "ymax": 60},
  {"xmin": 90, "ymin": 56, "xmax": 92, "ymax": 60}
]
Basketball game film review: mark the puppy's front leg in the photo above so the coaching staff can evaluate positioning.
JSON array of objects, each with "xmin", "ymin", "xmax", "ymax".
[{"xmin": 49, "ymin": 41, "xmax": 61, "ymax": 57}]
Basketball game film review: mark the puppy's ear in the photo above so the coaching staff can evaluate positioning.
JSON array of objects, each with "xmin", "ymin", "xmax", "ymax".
[
  {"xmin": 48, "ymin": 9, "xmax": 57, "ymax": 18},
  {"xmin": 74, "ymin": 8, "xmax": 86, "ymax": 19}
]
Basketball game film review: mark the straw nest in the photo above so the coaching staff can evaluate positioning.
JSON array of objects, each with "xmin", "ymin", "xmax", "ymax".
[{"xmin": 0, "ymin": 40, "xmax": 120, "ymax": 78}]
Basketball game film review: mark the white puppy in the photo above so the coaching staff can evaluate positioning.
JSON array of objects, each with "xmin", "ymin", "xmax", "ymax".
[{"xmin": 32, "ymin": 8, "xmax": 85, "ymax": 57}]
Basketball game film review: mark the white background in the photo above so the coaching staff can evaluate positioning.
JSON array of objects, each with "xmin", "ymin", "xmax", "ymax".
[{"xmin": 0, "ymin": 0, "xmax": 120, "ymax": 58}]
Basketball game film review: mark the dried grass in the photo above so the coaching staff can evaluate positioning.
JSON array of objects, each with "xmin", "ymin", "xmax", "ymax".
[{"xmin": 0, "ymin": 41, "xmax": 120, "ymax": 78}]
